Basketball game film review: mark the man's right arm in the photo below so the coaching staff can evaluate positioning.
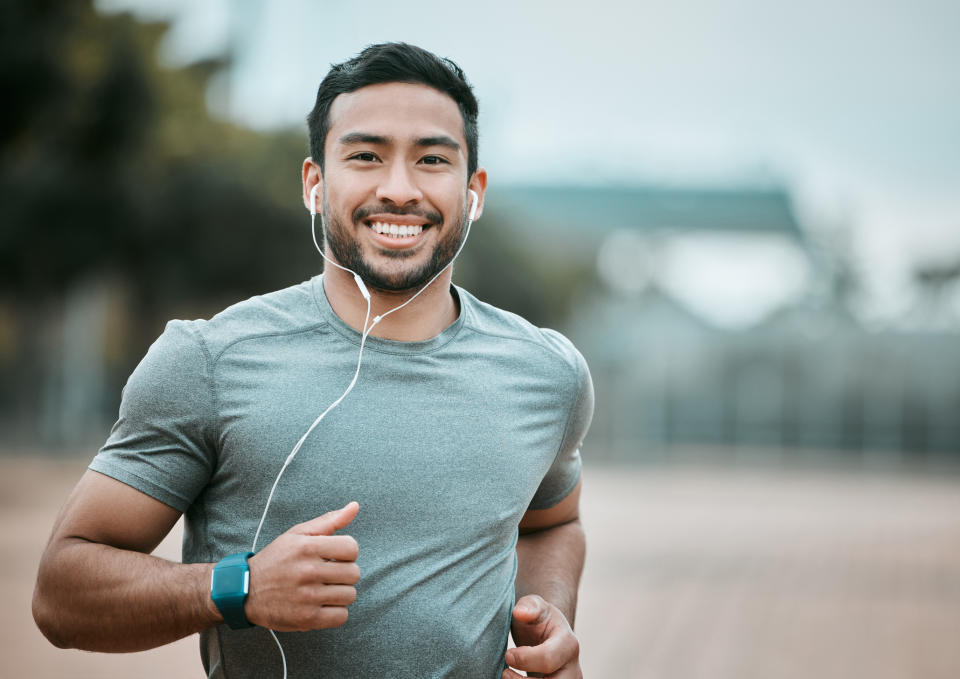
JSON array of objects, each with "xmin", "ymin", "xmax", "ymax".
[{"xmin": 33, "ymin": 470, "xmax": 361, "ymax": 652}]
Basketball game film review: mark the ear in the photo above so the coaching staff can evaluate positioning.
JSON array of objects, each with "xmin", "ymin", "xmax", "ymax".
[
  {"xmin": 468, "ymin": 168, "xmax": 488, "ymax": 221},
  {"xmin": 302, "ymin": 158, "xmax": 323, "ymax": 214}
]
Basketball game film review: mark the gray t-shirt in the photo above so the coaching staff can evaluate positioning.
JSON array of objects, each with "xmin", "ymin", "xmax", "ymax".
[{"xmin": 90, "ymin": 276, "xmax": 593, "ymax": 679}]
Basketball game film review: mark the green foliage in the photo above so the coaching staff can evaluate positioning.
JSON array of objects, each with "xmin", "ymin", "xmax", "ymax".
[{"xmin": 0, "ymin": 0, "xmax": 314, "ymax": 309}]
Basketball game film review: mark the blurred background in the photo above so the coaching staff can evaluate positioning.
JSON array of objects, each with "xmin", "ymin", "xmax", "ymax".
[{"xmin": 2, "ymin": 0, "xmax": 959, "ymax": 677}]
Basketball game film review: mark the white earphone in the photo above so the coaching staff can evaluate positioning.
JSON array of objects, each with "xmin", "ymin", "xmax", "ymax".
[{"xmin": 468, "ymin": 188, "xmax": 479, "ymax": 221}]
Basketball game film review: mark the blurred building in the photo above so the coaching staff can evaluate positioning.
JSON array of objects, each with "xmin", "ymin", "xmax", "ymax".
[{"xmin": 489, "ymin": 185, "xmax": 960, "ymax": 465}]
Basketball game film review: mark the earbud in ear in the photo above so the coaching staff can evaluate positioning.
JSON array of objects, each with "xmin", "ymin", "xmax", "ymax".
[
  {"xmin": 310, "ymin": 184, "xmax": 320, "ymax": 216},
  {"xmin": 468, "ymin": 189, "xmax": 479, "ymax": 221}
]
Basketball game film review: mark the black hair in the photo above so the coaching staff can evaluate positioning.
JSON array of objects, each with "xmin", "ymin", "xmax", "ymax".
[{"xmin": 307, "ymin": 42, "xmax": 479, "ymax": 179}]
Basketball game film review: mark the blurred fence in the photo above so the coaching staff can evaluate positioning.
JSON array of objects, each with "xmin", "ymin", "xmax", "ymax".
[{"xmin": 576, "ymin": 292, "xmax": 960, "ymax": 464}]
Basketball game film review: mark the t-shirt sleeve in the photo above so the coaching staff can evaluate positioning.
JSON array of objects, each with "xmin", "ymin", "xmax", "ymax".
[
  {"xmin": 528, "ymin": 337, "xmax": 595, "ymax": 510},
  {"xmin": 89, "ymin": 320, "xmax": 217, "ymax": 513}
]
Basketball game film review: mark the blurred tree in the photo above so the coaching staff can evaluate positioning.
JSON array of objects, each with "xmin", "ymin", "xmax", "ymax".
[
  {"xmin": 0, "ymin": 0, "xmax": 313, "ymax": 314},
  {"xmin": 0, "ymin": 0, "xmax": 314, "ymax": 444}
]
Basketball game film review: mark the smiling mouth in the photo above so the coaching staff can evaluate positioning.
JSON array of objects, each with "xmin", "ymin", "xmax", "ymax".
[{"xmin": 367, "ymin": 221, "xmax": 426, "ymax": 238}]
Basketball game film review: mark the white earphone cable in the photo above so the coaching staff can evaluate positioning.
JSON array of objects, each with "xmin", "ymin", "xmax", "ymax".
[{"xmin": 252, "ymin": 193, "xmax": 476, "ymax": 678}]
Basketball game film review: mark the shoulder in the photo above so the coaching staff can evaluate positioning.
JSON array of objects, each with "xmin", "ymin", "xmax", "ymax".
[
  {"xmin": 456, "ymin": 286, "xmax": 588, "ymax": 379},
  {"xmin": 166, "ymin": 279, "xmax": 324, "ymax": 362}
]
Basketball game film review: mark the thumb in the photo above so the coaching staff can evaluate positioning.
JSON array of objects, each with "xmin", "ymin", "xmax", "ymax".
[
  {"xmin": 293, "ymin": 501, "xmax": 359, "ymax": 536},
  {"xmin": 512, "ymin": 595, "xmax": 548, "ymax": 625}
]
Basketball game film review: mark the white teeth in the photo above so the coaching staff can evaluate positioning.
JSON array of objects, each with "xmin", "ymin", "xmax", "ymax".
[{"xmin": 369, "ymin": 222, "xmax": 423, "ymax": 238}]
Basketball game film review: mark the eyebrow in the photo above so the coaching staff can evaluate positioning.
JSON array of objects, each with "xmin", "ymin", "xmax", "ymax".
[
  {"xmin": 414, "ymin": 135, "xmax": 461, "ymax": 151},
  {"xmin": 338, "ymin": 132, "xmax": 461, "ymax": 152},
  {"xmin": 339, "ymin": 132, "xmax": 390, "ymax": 146}
]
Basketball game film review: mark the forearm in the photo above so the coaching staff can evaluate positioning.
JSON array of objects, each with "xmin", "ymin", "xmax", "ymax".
[
  {"xmin": 33, "ymin": 537, "xmax": 220, "ymax": 652},
  {"xmin": 514, "ymin": 518, "xmax": 585, "ymax": 627}
]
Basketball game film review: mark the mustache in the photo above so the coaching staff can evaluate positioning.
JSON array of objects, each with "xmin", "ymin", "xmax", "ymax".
[{"xmin": 352, "ymin": 204, "xmax": 444, "ymax": 224}]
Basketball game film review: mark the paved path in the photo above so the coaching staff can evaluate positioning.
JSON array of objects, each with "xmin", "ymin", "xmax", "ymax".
[{"xmin": 5, "ymin": 457, "xmax": 960, "ymax": 677}]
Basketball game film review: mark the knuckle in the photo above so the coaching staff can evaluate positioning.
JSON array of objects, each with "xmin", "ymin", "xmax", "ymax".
[
  {"xmin": 298, "ymin": 585, "xmax": 323, "ymax": 606},
  {"xmin": 292, "ymin": 603, "xmax": 316, "ymax": 627},
  {"xmin": 294, "ymin": 562, "xmax": 319, "ymax": 585},
  {"xmin": 295, "ymin": 534, "xmax": 318, "ymax": 557},
  {"xmin": 291, "ymin": 564, "xmax": 308, "ymax": 585}
]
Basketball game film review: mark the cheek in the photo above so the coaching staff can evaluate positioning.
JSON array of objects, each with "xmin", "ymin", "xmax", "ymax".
[
  {"xmin": 322, "ymin": 185, "xmax": 364, "ymax": 220},
  {"xmin": 425, "ymin": 177, "xmax": 468, "ymax": 213}
]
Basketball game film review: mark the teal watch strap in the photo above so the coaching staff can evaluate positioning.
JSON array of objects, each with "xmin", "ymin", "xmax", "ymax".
[{"xmin": 211, "ymin": 551, "xmax": 255, "ymax": 630}]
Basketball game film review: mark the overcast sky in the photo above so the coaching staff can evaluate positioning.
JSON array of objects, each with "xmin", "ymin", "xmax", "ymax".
[{"xmin": 100, "ymin": 0, "xmax": 960, "ymax": 322}]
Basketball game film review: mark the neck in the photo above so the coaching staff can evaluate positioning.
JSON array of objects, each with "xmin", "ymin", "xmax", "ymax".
[{"xmin": 322, "ymin": 265, "xmax": 459, "ymax": 341}]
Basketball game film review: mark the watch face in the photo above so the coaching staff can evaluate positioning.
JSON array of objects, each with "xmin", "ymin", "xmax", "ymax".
[{"xmin": 213, "ymin": 565, "xmax": 248, "ymax": 596}]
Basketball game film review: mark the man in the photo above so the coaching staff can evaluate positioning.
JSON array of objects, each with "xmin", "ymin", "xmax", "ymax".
[{"xmin": 33, "ymin": 43, "xmax": 593, "ymax": 678}]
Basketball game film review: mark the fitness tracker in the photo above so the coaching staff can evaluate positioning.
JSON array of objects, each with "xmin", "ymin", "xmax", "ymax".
[{"xmin": 211, "ymin": 551, "xmax": 256, "ymax": 629}]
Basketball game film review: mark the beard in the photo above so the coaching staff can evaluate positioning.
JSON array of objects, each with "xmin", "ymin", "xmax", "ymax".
[{"xmin": 321, "ymin": 200, "xmax": 467, "ymax": 293}]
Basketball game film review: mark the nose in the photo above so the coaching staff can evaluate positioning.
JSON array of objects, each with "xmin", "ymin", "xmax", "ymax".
[{"xmin": 375, "ymin": 162, "xmax": 423, "ymax": 207}]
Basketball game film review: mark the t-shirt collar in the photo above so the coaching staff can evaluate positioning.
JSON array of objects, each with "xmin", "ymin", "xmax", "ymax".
[{"xmin": 311, "ymin": 274, "xmax": 466, "ymax": 354}]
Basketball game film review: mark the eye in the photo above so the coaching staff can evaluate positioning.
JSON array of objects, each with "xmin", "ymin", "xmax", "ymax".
[
  {"xmin": 420, "ymin": 155, "xmax": 448, "ymax": 165},
  {"xmin": 349, "ymin": 152, "xmax": 379, "ymax": 162}
]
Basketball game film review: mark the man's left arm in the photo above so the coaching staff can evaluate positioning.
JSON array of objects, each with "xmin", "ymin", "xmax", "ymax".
[{"xmin": 505, "ymin": 478, "xmax": 585, "ymax": 679}]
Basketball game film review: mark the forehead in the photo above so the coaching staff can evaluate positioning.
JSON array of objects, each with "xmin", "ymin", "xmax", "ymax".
[{"xmin": 326, "ymin": 82, "xmax": 466, "ymax": 148}]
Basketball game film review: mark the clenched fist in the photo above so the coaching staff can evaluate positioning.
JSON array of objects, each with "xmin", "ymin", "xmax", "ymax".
[
  {"xmin": 504, "ymin": 594, "xmax": 581, "ymax": 678},
  {"xmin": 244, "ymin": 502, "xmax": 361, "ymax": 632}
]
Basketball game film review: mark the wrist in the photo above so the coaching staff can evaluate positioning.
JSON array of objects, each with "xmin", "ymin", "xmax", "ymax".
[
  {"xmin": 201, "ymin": 563, "xmax": 223, "ymax": 624},
  {"xmin": 210, "ymin": 552, "xmax": 256, "ymax": 629}
]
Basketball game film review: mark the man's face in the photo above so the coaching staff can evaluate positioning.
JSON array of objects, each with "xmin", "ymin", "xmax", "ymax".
[{"xmin": 313, "ymin": 82, "xmax": 484, "ymax": 292}]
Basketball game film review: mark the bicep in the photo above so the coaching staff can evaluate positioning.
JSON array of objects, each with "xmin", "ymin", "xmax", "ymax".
[
  {"xmin": 518, "ymin": 477, "xmax": 581, "ymax": 534},
  {"xmin": 47, "ymin": 470, "xmax": 182, "ymax": 554}
]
